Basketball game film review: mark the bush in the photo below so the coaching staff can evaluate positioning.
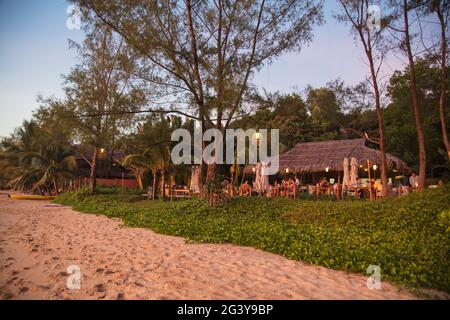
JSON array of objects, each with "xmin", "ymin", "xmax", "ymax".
[
  {"xmin": 55, "ymin": 185, "xmax": 450, "ymax": 293},
  {"xmin": 94, "ymin": 185, "xmax": 143, "ymax": 195}
]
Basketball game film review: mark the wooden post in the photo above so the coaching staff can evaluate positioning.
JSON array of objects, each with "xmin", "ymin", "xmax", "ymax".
[
  {"xmin": 337, "ymin": 174, "xmax": 341, "ymax": 201},
  {"xmin": 367, "ymin": 159, "xmax": 373, "ymax": 200},
  {"xmin": 170, "ymin": 176, "xmax": 174, "ymax": 202},
  {"xmin": 121, "ymin": 171, "xmax": 124, "ymax": 194}
]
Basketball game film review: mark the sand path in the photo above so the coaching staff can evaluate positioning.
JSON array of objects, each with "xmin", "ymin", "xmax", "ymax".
[{"xmin": 0, "ymin": 194, "xmax": 416, "ymax": 300}]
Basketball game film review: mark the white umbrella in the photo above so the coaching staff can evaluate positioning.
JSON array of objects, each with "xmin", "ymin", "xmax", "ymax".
[
  {"xmin": 350, "ymin": 157, "xmax": 359, "ymax": 185},
  {"xmin": 342, "ymin": 157, "xmax": 350, "ymax": 190},
  {"xmin": 260, "ymin": 160, "xmax": 270, "ymax": 193}
]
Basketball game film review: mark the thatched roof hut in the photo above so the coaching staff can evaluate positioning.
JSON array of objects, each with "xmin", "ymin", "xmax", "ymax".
[{"xmin": 277, "ymin": 139, "xmax": 409, "ymax": 173}]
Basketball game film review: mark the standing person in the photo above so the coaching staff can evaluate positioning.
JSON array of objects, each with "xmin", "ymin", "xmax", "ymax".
[
  {"xmin": 409, "ymin": 172, "xmax": 420, "ymax": 190},
  {"xmin": 295, "ymin": 176, "xmax": 301, "ymax": 188}
]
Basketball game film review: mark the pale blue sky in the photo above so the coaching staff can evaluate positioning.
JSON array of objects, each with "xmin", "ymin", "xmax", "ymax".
[{"xmin": 0, "ymin": 0, "xmax": 406, "ymax": 137}]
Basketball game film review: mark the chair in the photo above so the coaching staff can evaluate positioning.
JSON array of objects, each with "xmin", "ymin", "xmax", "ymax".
[{"xmin": 346, "ymin": 187, "xmax": 359, "ymax": 199}]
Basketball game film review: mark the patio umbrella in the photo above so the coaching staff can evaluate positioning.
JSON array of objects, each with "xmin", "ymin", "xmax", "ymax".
[
  {"xmin": 350, "ymin": 157, "xmax": 359, "ymax": 185},
  {"xmin": 342, "ymin": 157, "xmax": 350, "ymax": 190},
  {"xmin": 260, "ymin": 160, "xmax": 270, "ymax": 193}
]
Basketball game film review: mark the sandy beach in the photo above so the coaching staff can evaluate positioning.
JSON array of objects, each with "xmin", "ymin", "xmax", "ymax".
[{"xmin": 0, "ymin": 193, "xmax": 416, "ymax": 300}]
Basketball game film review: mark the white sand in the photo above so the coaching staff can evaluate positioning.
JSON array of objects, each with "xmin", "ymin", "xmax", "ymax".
[{"xmin": 0, "ymin": 193, "xmax": 417, "ymax": 300}]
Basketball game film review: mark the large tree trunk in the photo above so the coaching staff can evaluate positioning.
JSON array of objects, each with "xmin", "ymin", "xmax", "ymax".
[
  {"xmin": 206, "ymin": 163, "xmax": 217, "ymax": 184},
  {"xmin": 366, "ymin": 35, "xmax": 389, "ymax": 197},
  {"xmin": 186, "ymin": 0, "xmax": 210, "ymax": 195},
  {"xmin": 373, "ymin": 88, "xmax": 389, "ymax": 197},
  {"xmin": 436, "ymin": 8, "xmax": 450, "ymax": 160},
  {"xmin": 403, "ymin": 0, "xmax": 427, "ymax": 190},
  {"xmin": 160, "ymin": 170, "xmax": 166, "ymax": 201},
  {"xmin": 89, "ymin": 147, "xmax": 98, "ymax": 194},
  {"xmin": 369, "ymin": 62, "xmax": 388, "ymax": 197},
  {"xmin": 198, "ymin": 128, "xmax": 207, "ymax": 196},
  {"xmin": 342, "ymin": 0, "xmax": 389, "ymax": 197}
]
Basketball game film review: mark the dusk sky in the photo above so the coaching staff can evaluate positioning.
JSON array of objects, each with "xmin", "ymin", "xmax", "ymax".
[{"xmin": 0, "ymin": 0, "xmax": 407, "ymax": 137}]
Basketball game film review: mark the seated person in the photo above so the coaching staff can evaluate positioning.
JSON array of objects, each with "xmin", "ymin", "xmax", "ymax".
[
  {"xmin": 332, "ymin": 183, "xmax": 339, "ymax": 193},
  {"xmin": 221, "ymin": 179, "xmax": 230, "ymax": 193},
  {"xmin": 350, "ymin": 177, "xmax": 363, "ymax": 198},
  {"xmin": 373, "ymin": 179, "xmax": 382, "ymax": 192},
  {"xmin": 351, "ymin": 177, "xmax": 362, "ymax": 188},
  {"xmin": 318, "ymin": 177, "xmax": 329, "ymax": 188},
  {"xmin": 271, "ymin": 180, "xmax": 280, "ymax": 197},
  {"xmin": 288, "ymin": 179, "xmax": 296, "ymax": 192},
  {"xmin": 221, "ymin": 179, "xmax": 229, "ymax": 188},
  {"xmin": 240, "ymin": 180, "xmax": 251, "ymax": 196}
]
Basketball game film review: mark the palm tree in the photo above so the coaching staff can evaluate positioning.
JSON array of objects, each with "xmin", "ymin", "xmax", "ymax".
[
  {"xmin": 0, "ymin": 120, "xmax": 77, "ymax": 194},
  {"xmin": 121, "ymin": 151, "xmax": 153, "ymax": 191},
  {"xmin": 14, "ymin": 145, "xmax": 77, "ymax": 194},
  {"xmin": 120, "ymin": 114, "xmax": 177, "ymax": 199},
  {"xmin": 121, "ymin": 142, "xmax": 171, "ymax": 199}
]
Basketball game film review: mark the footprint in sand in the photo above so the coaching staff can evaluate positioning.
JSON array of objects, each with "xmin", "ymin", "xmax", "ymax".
[{"xmin": 19, "ymin": 287, "xmax": 29, "ymax": 294}]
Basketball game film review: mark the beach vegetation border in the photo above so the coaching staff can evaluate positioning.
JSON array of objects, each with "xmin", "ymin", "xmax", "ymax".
[{"xmin": 55, "ymin": 186, "xmax": 450, "ymax": 293}]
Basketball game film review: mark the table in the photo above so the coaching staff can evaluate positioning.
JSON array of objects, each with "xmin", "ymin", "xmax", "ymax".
[{"xmin": 170, "ymin": 188, "xmax": 192, "ymax": 200}]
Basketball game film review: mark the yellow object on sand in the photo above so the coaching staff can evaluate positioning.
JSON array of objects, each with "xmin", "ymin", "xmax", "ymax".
[{"xmin": 9, "ymin": 194, "xmax": 56, "ymax": 200}]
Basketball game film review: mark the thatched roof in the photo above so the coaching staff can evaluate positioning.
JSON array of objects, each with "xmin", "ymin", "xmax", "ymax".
[{"xmin": 276, "ymin": 139, "xmax": 409, "ymax": 173}]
